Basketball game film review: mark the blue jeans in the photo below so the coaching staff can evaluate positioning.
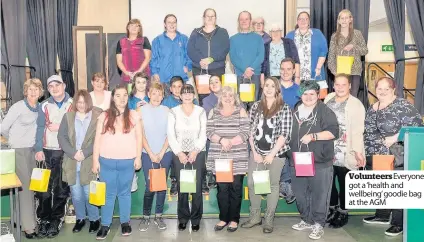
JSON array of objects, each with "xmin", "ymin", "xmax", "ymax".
[
  {"xmin": 141, "ymin": 152, "xmax": 172, "ymax": 216},
  {"xmin": 70, "ymin": 163, "xmax": 100, "ymax": 221},
  {"xmin": 99, "ymin": 157, "xmax": 135, "ymax": 226},
  {"xmin": 237, "ymin": 74, "xmax": 261, "ymax": 101},
  {"xmin": 280, "ymin": 159, "xmax": 291, "ymax": 183}
]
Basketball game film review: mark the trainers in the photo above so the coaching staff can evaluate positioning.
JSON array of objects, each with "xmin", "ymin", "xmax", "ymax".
[
  {"xmin": 309, "ymin": 224, "xmax": 324, "ymax": 240},
  {"xmin": 138, "ymin": 217, "xmax": 150, "ymax": 232},
  {"xmin": 154, "ymin": 216, "xmax": 167, "ymax": 230},
  {"xmin": 385, "ymin": 226, "xmax": 403, "ymax": 236},
  {"xmin": 37, "ymin": 221, "xmax": 50, "ymax": 238},
  {"xmin": 121, "ymin": 222, "xmax": 132, "ymax": 236},
  {"xmin": 292, "ymin": 220, "xmax": 313, "ymax": 231},
  {"xmin": 326, "ymin": 207, "xmax": 337, "ymax": 223},
  {"xmin": 170, "ymin": 178, "xmax": 178, "ymax": 196},
  {"xmin": 96, "ymin": 226, "xmax": 110, "ymax": 240},
  {"xmin": 329, "ymin": 211, "xmax": 348, "ymax": 228},
  {"xmin": 363, "ymin": 216, "xmax": 390, "ymax": 225}
]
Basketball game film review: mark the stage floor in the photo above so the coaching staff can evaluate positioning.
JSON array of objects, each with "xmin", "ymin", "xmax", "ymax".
[{"xmin": 11, "ymin": 215, "xmax": 403, "ymax": 242}]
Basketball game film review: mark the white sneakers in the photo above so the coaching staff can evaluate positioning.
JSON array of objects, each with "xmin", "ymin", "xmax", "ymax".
[{"xmin": 292, "ymin": 221, "xmax": 324, "ymax": 240}]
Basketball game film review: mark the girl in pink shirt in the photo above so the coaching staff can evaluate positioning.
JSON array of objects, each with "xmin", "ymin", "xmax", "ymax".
[{"xmin": 92, "ymin": 85, "xmax": 142, "ymax": 240}]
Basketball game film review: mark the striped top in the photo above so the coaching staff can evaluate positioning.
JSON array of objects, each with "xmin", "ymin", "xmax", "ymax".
[{"xmin": 206, "ymin": 107, "xmax": 250, "ymax": 175}]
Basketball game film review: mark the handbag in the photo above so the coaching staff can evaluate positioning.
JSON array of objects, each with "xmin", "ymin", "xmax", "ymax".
[
  {"xmin": 336, "ymin": 50, "xmax": 354, "ymax": 75},
  {"xmin": 29, "ymin": 160, "xmax": 51, "ymax": 192},
  {"xmin": 148, "ymin": 163, "xmax": 167, "ymax": 192},
  {"xmin": 0, "ymin": 149, "xmax": 15, "ymax": 175},
  {"xmin": 179, "ymin": 164, "xmax": 197, "ymax": 193},
  {"xmin": 222, "ymin": 74, "xmax": 238, "ymax": 92},
  {"xmin": 89, "ymin": 177, "xmax": 106, "ymax": 206},
  {"xmin": 374, "ymin": 102, "xmax": 404, "ymax": 168},
  {"xmin": 252, "ymin": 164, "xmax": 271, "ymax": 194},
  {"xmin": 195, "ymin": 69, "xmax": 211, "ymax": 94},
  {"xmin": 239, "ymin": 77, "xmax": 255, "ymax": 102},
  {"xmin": 311, "ymin": 75, "xmax": 328, "ymax": 99},
  {"xmin": 215, "ymin": 152, "xmax": 233, "ymax": 183}
]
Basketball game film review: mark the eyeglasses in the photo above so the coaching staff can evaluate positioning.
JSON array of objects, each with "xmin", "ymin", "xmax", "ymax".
[
  {"xmin": 253, "ymin": 22, "xmax": 264, "ymax": 26},
  {"xmin": 205, "ymin": 15, "xmax": 216, "ymax": 19}
]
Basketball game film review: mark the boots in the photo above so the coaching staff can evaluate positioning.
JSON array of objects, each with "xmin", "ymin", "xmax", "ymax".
[
  {"xmin": 263, "ymin": 209, "xmax": 275, "ymax": 233},
  {"xmin": 241, "ymin": 209, "xmax": 262, "ymax": 228}
]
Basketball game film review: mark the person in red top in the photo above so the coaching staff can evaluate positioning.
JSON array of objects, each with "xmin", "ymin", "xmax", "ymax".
[{"xmin": 116, "ymin": 19, "xmax": 152, "ymax": 84}]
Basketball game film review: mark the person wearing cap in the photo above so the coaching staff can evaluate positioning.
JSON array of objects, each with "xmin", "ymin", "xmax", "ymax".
[
  {"xmin": 261, "ymin": 24, "xmax": 300, "ymax": 85},
  {"xmin": 229, "ymin": 11, "xmax": 265, "ymax": 104},
  {"xmin": 252, "ymin": 17, "xmax": 271, "ymax": 43},
  {"xmin": 34, "ymin": 75, "xmax": 73, "ymax": 238},
  {"xmin": 167, "ymin": 84, "xmax": 207, "ymax": 232},
  {"xmin": 289, "ymin": 81, "xmax": 339, "ymax": 240}
]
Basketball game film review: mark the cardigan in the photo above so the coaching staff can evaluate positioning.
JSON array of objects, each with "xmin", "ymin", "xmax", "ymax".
[
  {"xmin": 261, "ymin": 38, "xmax": 300, "ymax": 77},
  {"xmin": 324, "ymin": 93, "xmax": 366, "ymax": 170},
  {"xmin": 286, "ymin": 28, "xmax": 328, "ymax": 81},
  {"xmin": 58, "ymin": 107, "xmax": 102, "ymax": 186}
]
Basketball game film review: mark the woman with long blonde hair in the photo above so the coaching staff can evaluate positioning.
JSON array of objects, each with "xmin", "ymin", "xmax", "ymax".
[{"xmin": 327, "ymin": 9, "xmax": 368, "ymax": 97}]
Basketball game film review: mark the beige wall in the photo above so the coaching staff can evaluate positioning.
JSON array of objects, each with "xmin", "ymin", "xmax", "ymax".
[{"xmin": 76, "ymin": 0, "xmax": 129, "ymax": 89}]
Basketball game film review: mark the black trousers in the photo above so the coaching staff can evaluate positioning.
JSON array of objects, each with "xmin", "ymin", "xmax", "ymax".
[
  {"xmin": 217, "ymin": 175, "xmax": 244, "ymax": 224},
  {"xmin": 365, "ymin": 159, "xmax": 403, "ymax": 227},
  {"xmin": 173, "ymin": 152, "xmax": 206, "ymax": 225},
  {"xmin": 35, "ymin": 149, "xmax": 70, "ymax": 222},
  {"xmin": 350, "ymin": 75, "xmax": 361, "ymax": 97},
  {"xmin": 330, "ymin": 166, "xmax": 350, "ymax": 210},
  {"xmin": 192, "ymin": 66, "xmax": 225, "ymax": 106}
]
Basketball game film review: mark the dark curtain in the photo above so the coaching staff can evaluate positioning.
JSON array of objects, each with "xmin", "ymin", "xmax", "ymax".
[
  {"xmin": 57, "ymin": 0, "xmax": 78, "ymax": 97},
  {"xmin": 310, "ymin": 0, "xmax": 371, "ymax": 107},
  {"xmin": 406, "ymin": 0, "xmax": 424, "ymax": 114},
  {"xmin": 107, "ymin": 33, "xmax": 126, "ymax": 90},
  {"xmin": 384, "ymin": 0, "xmax": 406, "ymax": 98},
  {"xmin": 26, "ymin": 0, "xmax": 58, "ymax": 98},
  {"xmin": 1, "ymin": 0, "xmax": 27, "ymax": 104},
  {"xmin": 85, "ymin": 33, "xmax": 106, "ymax": 91},
  {"xmin": 345, "ymin": 0, "xmax": 371, "ymax": 108}
]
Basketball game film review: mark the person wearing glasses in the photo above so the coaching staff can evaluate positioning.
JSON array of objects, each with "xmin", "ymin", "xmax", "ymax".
[{"xmin": 252, "ymin": 17, "xmax": 271, "ymax": 43}]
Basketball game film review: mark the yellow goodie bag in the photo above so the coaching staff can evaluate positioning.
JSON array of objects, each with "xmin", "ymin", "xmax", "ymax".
[
  {"xmin": 89, "ymin": 180, "xmax": 106, "ymax": 206},
  {"xmin": 29, "ymin": 161, "xmax": 51, "ymax": 192},
  {"xmin": 337, "ymin": 50, "xmax": 354, "ymax": 75},
  {"xmin": 222, "ymin": 74, "xmax": 238, "ymax": 92},
  {"xmin": 239, "ymin": 78, "xmax": 255, "ymax": 102}
]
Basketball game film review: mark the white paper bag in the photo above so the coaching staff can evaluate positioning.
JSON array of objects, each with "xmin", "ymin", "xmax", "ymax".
[{"xmin": 215, "ymin": 159, "xmax": 232, "ymax": 172}]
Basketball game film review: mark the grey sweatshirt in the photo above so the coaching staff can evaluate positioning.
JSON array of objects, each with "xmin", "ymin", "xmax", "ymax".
[{"xmin": 1, "ymin": 100, "xmax": 39, "ymax": 148}]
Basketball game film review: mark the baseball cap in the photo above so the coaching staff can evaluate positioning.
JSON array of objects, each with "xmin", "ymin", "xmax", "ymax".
[
  {"xmin": 47, "ymin": 75, "xmax": 64, "ymax": 85},
  {"xmin": 269, "ymin": 23, "xmax": 283, "ymax": 32}
]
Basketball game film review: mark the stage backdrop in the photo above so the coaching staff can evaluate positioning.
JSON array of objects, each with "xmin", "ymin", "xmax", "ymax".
[{"xmin": 130, "ymin": 0, "xmax": 285, "ymax": 39}]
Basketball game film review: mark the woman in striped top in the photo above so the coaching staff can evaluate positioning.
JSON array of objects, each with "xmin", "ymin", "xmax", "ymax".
[{"xmin": 206, "ymin": 86, "xmax": 249, "ymax": 232}]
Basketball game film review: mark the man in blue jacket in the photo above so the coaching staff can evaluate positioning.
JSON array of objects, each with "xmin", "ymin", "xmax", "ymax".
[
  {"xmin": 150, "ymin": 14, "xmax": 192, "ymax": 85},
  {"xmin": 229, "ymin": 11, "xmax": 265, "ymax": 104}
]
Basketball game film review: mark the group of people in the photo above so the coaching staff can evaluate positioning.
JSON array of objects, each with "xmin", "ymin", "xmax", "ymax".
[{"xmin": 1, "ymin": 7, "xmax": 422, "ymax": 242}]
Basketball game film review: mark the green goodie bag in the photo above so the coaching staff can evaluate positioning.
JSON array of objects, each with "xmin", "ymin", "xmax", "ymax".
[
  {"xmin": 0, "ymin": 149, "xmax": 15, "ymax": 175},
  {"xmin": 252, "ymin": 165, "xmax": 271, "ymax": 195},
  {"xmin": 179, "ymin": 165, "xmax": 196, "ymax": 193}
]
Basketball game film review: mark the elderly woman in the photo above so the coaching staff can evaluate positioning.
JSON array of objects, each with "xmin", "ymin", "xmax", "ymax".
[
  {"xmin": 167, "ymin": 84, "xmax": 207, "ymax": 232},
  {"xmin": 116, "ymin": 19, "xmax": 151, "ymax": 84},
  {"xmin": 289, "ymin": 81, "xmax": 339, "ymax": 240},
  {"xmin": 241, "ymin": 77, "xmax": 293, "ymax": 233},
  {"xmin": 58, "ymin": 90, "xmax": 102, "ymax": 234},
  {"xmin": 206, "ymin": 86, "xmax": 249, "ymax": 232},
  {"xmin": 328, "ymin": 9, "xmax": 368, "ymax": 97},
  {"xmin": 286, "ymin": 12, "xmax": 328, "ymax": 88},
  {"xmin": 262, "ymin": 24, "xmax": 300, "ymax": 84},
  {"xmin": 324, "ymin": 74, "xmax": 366, "ymax": 228},
  {"xmin": 188, "ymin": 8, "xmax": 229, "ymax": 104},
  {"xmin": 362, "ymin": 77, "xmax": 422, "ymax": 237},
  {"xmin": 1, "ymin": 78, "xmax": 43, "ymax": 239},
  {"xmin": 90, "ymin": 72, "xmax": 111, "ymax": 111}
]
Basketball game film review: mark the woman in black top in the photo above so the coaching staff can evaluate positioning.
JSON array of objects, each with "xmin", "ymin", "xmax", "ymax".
[
  {"xmin": 362, "ymin": 77, "xmax": 422, "ymax": 237},
  {"xmin": 289, "ymin": 81, "xmax": 339, "ymax": 240}
]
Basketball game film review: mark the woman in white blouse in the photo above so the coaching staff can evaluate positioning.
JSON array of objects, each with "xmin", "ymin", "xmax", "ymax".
[
  {"xmin": 167, "ymin": 84, "xmax": 207, "ymax": 232},
  {"xmin": 89, "ymin": 73, "xmax": 111, "ymax": 110}
]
